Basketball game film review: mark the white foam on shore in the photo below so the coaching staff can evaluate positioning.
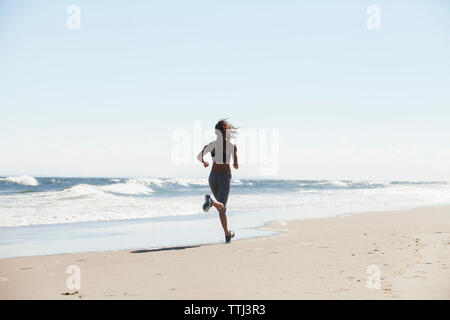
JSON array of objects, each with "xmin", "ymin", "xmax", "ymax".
[
  {"xmin": 100, "ymin": 182, "xmax": 154, "ymax": 195},
  {"xmin": 63, "ymin": 183, "xmax": 154, "ymax": 197},
  {"xmin": 1, "ymin": 177, "xmax": 450, "ymax": 228},
  {"xmin": 1, "ymin": 182, "xmax": 450, "ymax": 227},
  {"xmin": 126, "ymin": 177, "xmax": 208, "ymax": 188}
]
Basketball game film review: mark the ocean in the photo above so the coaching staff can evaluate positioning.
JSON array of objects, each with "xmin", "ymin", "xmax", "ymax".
[{"xmin": 1, "ymin": 176, "xmax": 449, "ymax": 258}]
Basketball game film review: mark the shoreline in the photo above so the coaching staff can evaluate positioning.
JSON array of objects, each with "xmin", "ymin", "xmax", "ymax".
[
  {"xmin": 1, "ymin": 204, "xmax": 438, "ymax": 260},
  {"xmin": 0, "ymin": 205, "xmax": 449, "ymax": 299}
]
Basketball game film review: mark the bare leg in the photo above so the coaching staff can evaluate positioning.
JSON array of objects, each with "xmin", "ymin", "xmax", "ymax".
[
  {"xmin": 212, "ymin": 201, "xmax": 230, "ymax": 237},
  {"xmin": 219, "ymin": 212, "xmax": 230, "ymax": 237},
  {"xmin": 212, "ymin": 200, "xmax": 223, "ymax": 211}
]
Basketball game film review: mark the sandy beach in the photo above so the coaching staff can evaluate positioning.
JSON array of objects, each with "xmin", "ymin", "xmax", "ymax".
[{"xmin": 0, "ymin": 205, "xmax": 449, "ymax": 300}]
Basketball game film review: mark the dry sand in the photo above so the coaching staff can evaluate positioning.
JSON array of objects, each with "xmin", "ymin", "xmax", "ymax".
[{"xmin": 0, "ymin": 206, "xmax": 449, "ymax": 299}]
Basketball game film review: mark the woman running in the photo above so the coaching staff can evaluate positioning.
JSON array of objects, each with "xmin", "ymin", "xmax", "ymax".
[{"xmin": 197, "ymin": 119, "xmax": 238, "ymax": 243}]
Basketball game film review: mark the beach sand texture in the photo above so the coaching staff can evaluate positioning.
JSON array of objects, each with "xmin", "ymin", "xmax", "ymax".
[{"xmin": 0, "ymin": 206, "xmax": 449, "ymax": 299}]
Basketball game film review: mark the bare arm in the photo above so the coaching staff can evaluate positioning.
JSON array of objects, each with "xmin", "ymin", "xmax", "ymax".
[
  {"xmin": 233, "ymin": 144, "xmax": 239, "ymax": 169},
  {"xmin": 197, "ymin": 144, "xmax": 211, "ymax": 168}
]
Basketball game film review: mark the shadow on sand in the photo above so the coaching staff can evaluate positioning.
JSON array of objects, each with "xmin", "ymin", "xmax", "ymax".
[{"xmin": 130, "ymin": 245, "xmax": 203, "ymax": 254}]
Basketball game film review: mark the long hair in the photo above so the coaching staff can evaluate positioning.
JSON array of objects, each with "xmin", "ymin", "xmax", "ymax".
[{"xmin": 214, "ymin": 119, "xmax": 237, "ymax": 163}]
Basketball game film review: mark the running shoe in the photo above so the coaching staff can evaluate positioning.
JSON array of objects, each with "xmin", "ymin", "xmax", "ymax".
[
  {"xmin": 225, "ymin": 230, "xmax": 235, "ymax": 243},
  {"xmin": 202, "ymin": 194, "xmax": 213, "ymax": 212}
]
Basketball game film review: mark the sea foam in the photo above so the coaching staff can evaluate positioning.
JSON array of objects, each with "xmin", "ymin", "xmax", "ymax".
[
  {"xmin": 1, "ymin": 176, "xmax": 39, "ymax": 186},
  {"xmin": 1, "ymin": 178, "xmax": 449, "ymax": 227}
]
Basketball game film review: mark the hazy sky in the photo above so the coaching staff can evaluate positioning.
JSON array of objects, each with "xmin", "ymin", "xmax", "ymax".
[{"xmin": 1, "ymin": 0, "xmax": 449, "ymax": 180}]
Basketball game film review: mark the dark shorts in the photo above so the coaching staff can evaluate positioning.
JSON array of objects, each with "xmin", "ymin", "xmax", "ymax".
[{"xmin": 208, "ymin": 173, "xmax": 231, "ymax": 214}]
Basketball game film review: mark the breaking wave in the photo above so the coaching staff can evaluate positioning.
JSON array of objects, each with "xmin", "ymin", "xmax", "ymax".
[
  {"xmin": 0, "ymin": 177, "xmax": 449, "ymax": 227},
  {"xmin": 0, "ymin": 176, "xmax": 39, "ymax": 186}
]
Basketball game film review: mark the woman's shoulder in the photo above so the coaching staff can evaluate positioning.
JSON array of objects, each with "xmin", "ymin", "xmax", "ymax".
[{"xmin": 202, "ymin": 141, "xmax": 216, "ymax": 152}]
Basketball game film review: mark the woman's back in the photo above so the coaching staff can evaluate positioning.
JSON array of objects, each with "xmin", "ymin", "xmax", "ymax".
[{"xmin": 203, "ymin": 140, "xmax": 237, "ymax": 175}]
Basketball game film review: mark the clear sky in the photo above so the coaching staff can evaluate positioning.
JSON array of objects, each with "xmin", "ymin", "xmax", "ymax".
[{"xmin": 1, "ymin": 0, "xmax": 449, "ymax": 180}]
